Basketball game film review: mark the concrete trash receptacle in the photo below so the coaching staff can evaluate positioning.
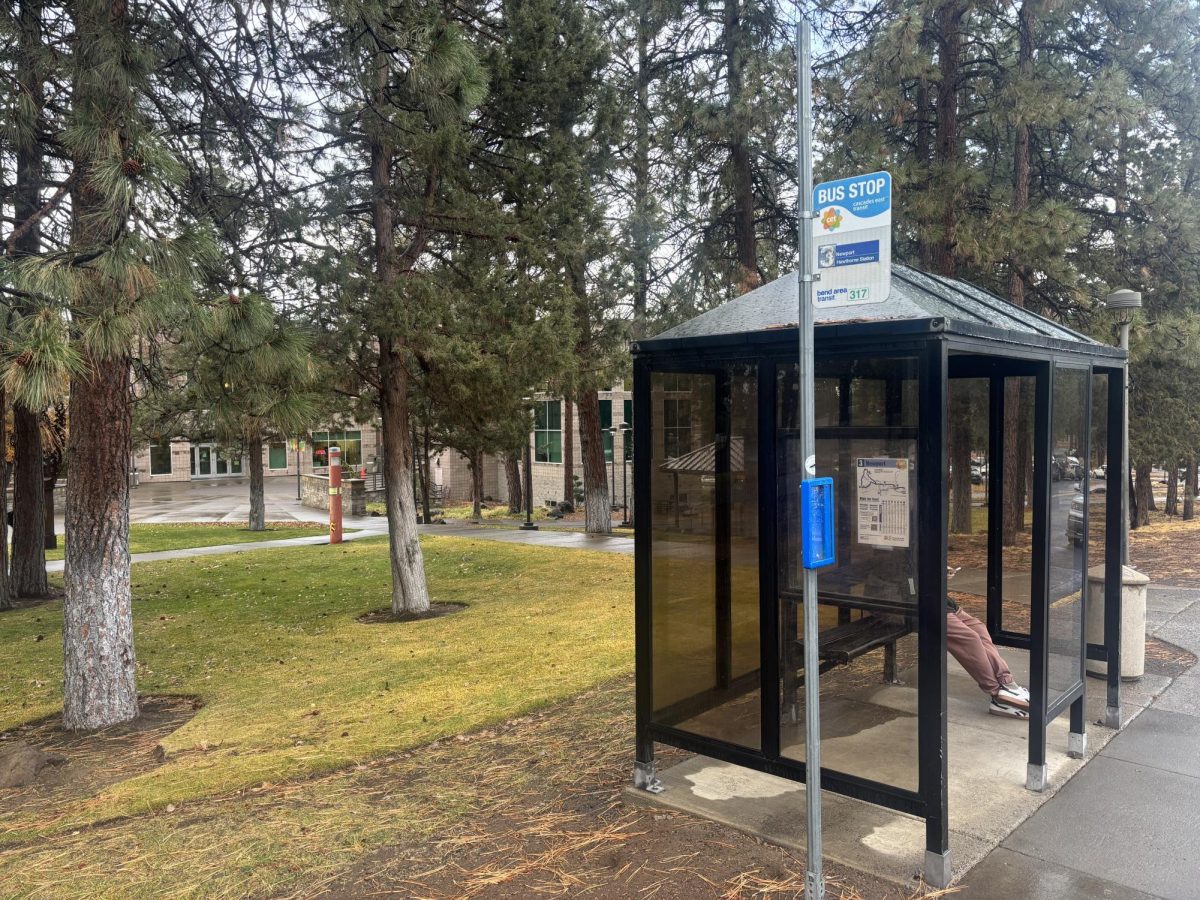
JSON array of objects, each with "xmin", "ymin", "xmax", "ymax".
[{"xmin": 1085, "ymin": 563, "xmax": 1149, "ymax": 680}]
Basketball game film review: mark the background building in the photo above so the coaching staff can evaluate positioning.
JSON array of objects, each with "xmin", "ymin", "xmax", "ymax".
[{"xmin": 132, "ymin": 426, "xmax": 380, "ymax": 484}]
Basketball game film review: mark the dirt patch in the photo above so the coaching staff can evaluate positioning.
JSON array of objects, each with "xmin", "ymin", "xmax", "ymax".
[
  {"xmin": 1145, "ymin": 637, "xmax": 1198, "ymax": 678},
  {"xmin": 7, "ymin": 585, "xmax": 65, "ymax": 611},
  {"xmin": 312, "ymin": 678, "xmax": 925, "ymax": 900},
  {"xmin": 1131, "ymin": 515, "xmax": 1200, "ymax": 587},
  {"xmin": 356, "ymin": 602, "xmax": 466, "ymax": 624},
  {"xmin": 0, "ymin": 743, "xmax": 67, "ymax": 788},
  {"xmin": 0, "ymin": 696, "xmax": 200, "ymax": 830}
]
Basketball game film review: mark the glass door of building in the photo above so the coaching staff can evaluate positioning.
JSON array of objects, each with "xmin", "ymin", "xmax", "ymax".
[{"xmin": 191, "ymin": 444, "xmax": 243, "ymax": 478}]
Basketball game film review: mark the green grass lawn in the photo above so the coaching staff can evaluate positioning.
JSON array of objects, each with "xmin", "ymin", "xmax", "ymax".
[
  {"xmin": 0, "ymin": 535, "xmax": 632, "ymax": 842},
  {"xmin": 39, "ymin": 523, "xmax": 335, "ymax": 561}
]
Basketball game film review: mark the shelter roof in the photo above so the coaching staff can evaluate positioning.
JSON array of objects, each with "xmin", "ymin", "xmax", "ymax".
[{"xmin": 638, "ymin": 265, "xmax": 1107, "ymax": 351}]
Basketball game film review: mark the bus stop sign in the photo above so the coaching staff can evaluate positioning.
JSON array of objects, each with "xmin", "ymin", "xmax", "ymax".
[{"xmin": 813, "ymin": 171, "xmax": 892, "ymax": 310}]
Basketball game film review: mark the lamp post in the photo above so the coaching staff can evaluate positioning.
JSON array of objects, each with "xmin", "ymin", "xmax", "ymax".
[
  {"xmin": 619, "ymin": 422, "xmax": 632, "ymax": 527},
  {"xmin": 1106, "ymin": 288, "xmax": 1141, "ymax": 564},
  {"xmin": 518, "ymin": 434, "xmax": 537, "ymax": 532}
]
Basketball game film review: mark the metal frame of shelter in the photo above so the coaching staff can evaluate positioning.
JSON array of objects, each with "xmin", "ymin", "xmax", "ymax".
[{"xmin": 631, "ymin": 265, "xmax": 1127, "ymax": 887}]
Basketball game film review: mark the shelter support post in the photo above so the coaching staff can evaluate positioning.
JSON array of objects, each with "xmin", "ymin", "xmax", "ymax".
[
  {"xmin": 633, "ymin": 359, "xmax": 661, "ymax": 793},
  {"xmin": 1068, "ymin": 699, "xmax": 1087, "ymax": 758},
  {"xmin": 986, "ymin": 374, "xmax": 1004, "ymax": 638},
  {"xmin": 918, "ymin": 341, "xmax": 951, "ymax": 887},
  {"xmin": 1104, "ymin": 368, "xmax": 1124, "ymax": 729},
  {"xmin": 1027, "ymin": 363, "xmax": 1052, "ymax": 792}
]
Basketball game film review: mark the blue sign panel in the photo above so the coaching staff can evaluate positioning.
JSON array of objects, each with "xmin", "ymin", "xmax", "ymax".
[
  {"xmin": 818, "ymin": 239, "xmax": 880, "ymax": 269},
  {"xmin": 801, "ymin": 477, "xmax": 836, "ymax": 569},
  {"xmin": 813, "ymin": 172, "xmax": 891, "ymax": 222}
]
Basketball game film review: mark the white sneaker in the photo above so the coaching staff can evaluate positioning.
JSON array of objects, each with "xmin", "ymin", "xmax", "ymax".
[
  {"xmin": 994, "ymin": 684, "xmax": 1029, "ymax": 710},
  {"xmin": 989, "ymin": 699, "xmax": 1029, "ymax": 719}
]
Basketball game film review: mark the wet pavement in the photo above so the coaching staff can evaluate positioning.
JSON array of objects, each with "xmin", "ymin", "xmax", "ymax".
[
  {"xmin": 956, "ymin": 583, "xmax": 1200, "ymax": 899},
  {"xmin": 128, "ymin": 476, "xmax": 327, "ymax": 524}
]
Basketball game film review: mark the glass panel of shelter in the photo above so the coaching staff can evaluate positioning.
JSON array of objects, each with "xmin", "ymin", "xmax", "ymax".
[
  {"xmin": 992, "ymin": 374, "xmax": 1037, "ymax": 645},
  {"xmin": 648, "ymin": 367, "xmax": 762, "ymax": 749},
  {"xmin": 777, "ymin": 355, "xmax": 921, "ymax": 793},
  {"xmin": 1086, "ymin": 372, "xmax": 1109, "ymax": 658},
  {"xmin": 1046, "ymin": 366, "xmax": 1088, "ymax": 708}
]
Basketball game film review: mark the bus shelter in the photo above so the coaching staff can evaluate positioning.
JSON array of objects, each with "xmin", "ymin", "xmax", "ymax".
[{"xmin": 631, "ymin": 265, "xmax": 1127, "ymax": 886}]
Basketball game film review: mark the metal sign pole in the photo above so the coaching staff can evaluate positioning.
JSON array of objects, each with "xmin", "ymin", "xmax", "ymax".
[{"xmin": 796, "ymin": 20, "xmax": 825, "ymax": 900}]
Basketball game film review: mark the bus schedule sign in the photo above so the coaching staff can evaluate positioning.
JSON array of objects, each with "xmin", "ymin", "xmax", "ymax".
[{"xmin": 812, "ymin": 171, "xmax": 891, "ymax": 309}]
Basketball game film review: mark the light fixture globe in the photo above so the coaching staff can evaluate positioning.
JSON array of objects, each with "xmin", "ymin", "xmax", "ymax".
[{"xmin": 1106, "ymin": 288, "xmax": 1142, "ymax": 326}]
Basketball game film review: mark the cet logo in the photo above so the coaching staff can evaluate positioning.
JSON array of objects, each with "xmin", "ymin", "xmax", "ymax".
[{"xmin": 820, "ymin": 207, "xmax": 843, "ymax": 232}]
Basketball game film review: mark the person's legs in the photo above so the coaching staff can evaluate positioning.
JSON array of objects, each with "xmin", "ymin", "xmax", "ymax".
[
  {"xmin": 946, "ymin": 609, "xmax": 1005, "ymax": 695},
  {"xmin": 954, "ymin": 607, "xmax": 1014, "ymax": 688}
]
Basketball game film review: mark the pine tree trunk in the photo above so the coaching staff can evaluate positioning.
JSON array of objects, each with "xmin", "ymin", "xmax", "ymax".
[
  {"xmin": 470, "ymin": 449, "xmax": 484, "ymax": 521},
  {"xmin": 0, "ymin": 386, "xmax": 11, "ymax": 612},
  {"xmin": 632, "ymin": 0, "xmax": 652, "ymax": 338},
  {"xmin": 506, "ymin": 453, "xmax": 523, "ymax": 514},
  {"xmin": 563, "ymin": 399, "xmax": 575, "ymax": 505},
  {"xmin": 932, "ymin": 1, "xmax": 964, "ymax": 276},
  {"xmin": 1166, "ymin": 462, "xmax": 1178, "ymax": 517},
  {"xmin": 724, "ymin": 0, "xmax": 758, "ymax": 294},
  {"xmin": 247, "ymin": 435, "xmax": 266, "ymax": 531},
  {"xmin": 948, "ymin": 392, "xmax": 973, "ymax": 533},
  {"xmin": 1131, "ymin": 462, "xmax": 1152, "ymax": 528},
  {"xmin": 577, "ymin": 387, "xmax": 611, "ymax": 534},
  {"xmin": 11, "ymin": 405, "xmax": 48, "ymax": 598},
  {"xmin": 380, "ymin": 339, "xmax": 430, "ymax": 615},
  {"xmin": 369, "ymin": 48, "xmax": 430, "ymax": 616},
  {"xmin": 1005, "ymin": 0, "xmax": 1033, "ymax": 546},
  {"xmin": 1003, "ymin": 378, "xmax": 1034, "ymax": 545},
  {"xmin": 1009, "ymin": 0, "xmax": 1034, "ymax": 294},
  {"xmin": 10, "ymin": 0, "xmax": 47, "ymax": 598},
  {"xmin": 1184, "ymin": 458, "xmax": 1196, "ymax": 521},
  {"xmin": 63, "ymin": 356, "xmax": 138, "ymax": 730},
  {"xmin": 915, "ymin": 29, "xmax": 934, "ymax": 271}
]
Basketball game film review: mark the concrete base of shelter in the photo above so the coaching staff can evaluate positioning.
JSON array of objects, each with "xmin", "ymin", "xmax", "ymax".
[{"xmin": 628, "ymin": 647, "xmax": 1162, "ymax": 888}]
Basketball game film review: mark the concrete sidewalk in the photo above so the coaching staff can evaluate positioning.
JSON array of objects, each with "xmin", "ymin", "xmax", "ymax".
[
  {"xmin": 44, "ymin": 519, "xmax": 390, "ymax": 574},
  {"xmin": 956, "ymin": 583, "xmax": 1200, "ymax": 900},
  {"xmin": 43, "ymin": 516, "xmax": 630, "ymax": 574},
  {"xmin": 419, "ymin": 521, "xmax": 634, "ymax": 554}
]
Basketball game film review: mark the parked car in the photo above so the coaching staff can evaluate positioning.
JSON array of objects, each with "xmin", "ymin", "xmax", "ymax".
[
  {"xmin": 1091, "ymin": 464, "xmax": 1107, "ymax": 480},
  {"xmin": 1052, "ymin": 454, "xmax": 1084, "ymax": 482},
  {"xmin": 970, "ymin": 463, "xmax": 988, "ymax": 484},
  {"xmin": 1067, "ymin": 483, "xmax": 1107, "ymax": 545}
]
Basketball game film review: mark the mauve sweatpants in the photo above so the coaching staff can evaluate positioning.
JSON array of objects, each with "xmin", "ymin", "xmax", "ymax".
[{"xmin": 947, "ymin": 607, "xmax": 1014, "ymax": 695}]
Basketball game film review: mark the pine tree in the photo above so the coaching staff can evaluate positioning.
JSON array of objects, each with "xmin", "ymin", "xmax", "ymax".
[
  {"xmin": 9, "ymin": 0, "xmax": 217, "ymax": 729},
  {"xmin": 300, "ymin": 0, "xmax": 487, "ymax": 613},
  {"xmin": 656, "ymin": 0, "xmax": 797, "ymax": 301},
  {"xmin": 139, "ymin": 293, "xmax": 318, "ymax": 531},
  {"xmin": 486, "ymin": 0, "xmax": 621, "ymax": 533}
]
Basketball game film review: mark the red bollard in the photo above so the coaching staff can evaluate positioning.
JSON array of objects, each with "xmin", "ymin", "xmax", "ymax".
[{"xmin": 329, "ymin": 445, "xmax": 343, "ymax": 544}]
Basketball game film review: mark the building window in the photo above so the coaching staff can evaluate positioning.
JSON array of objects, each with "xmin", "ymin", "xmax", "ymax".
[
  {"xmin": 663, "ymin": 398, "xmax": 692, "ymax": 459},
  {"xmin": 149, "ymin": 441, "xmax": 172, "ymax": 476},
  {"xmin": 534, "ymin": 400, "xmax": 562, "ymax": 463},
  {"xmin": 312, "ymin": 430, "xmax": 363, "ymax": 468},
  {"xmin": 600, "ymin": 399, "xmax": 613, "ymax": 462},
  {"xmin": 268, "ymin": 442, "xmax": 288, "ymax": 470}
]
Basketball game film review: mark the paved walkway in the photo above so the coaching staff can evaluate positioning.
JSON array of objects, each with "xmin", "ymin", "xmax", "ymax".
[
  {"xmin": 43, "ymin": 515, "xmax": 631, "ymax": 574},
  {"xmin": 956, "ymin": 583, "xmax": 1200, "ymax": 899},
  {"xmin": 421, "ymin": 521, "xmax": 634, "ymax": 554}
]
